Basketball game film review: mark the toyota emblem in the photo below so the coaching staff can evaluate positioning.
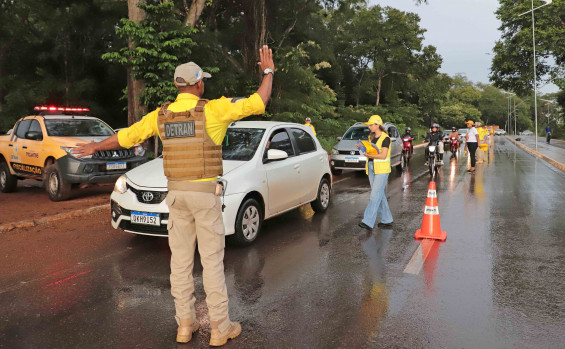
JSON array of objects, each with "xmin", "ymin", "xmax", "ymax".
[
  {"xmin": 350, "ymin": 151, "xmax": 355, "ymax": 155},
  {"xmin": 142, "ymin": 192, "xmax": 154, "ymax": 202}
]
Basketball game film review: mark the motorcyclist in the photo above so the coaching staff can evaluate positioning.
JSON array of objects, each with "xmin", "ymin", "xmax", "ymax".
[
  {"xmin": 401, "ymin": 127, "xmax": 414, "ymax": 154},
  {"xmin": 448, "ymin": 127, "xmax": 459, "ymax": 154},
  {"xmin": 424, "ymin": 123, "xmax": 444, "ymax": 166}
]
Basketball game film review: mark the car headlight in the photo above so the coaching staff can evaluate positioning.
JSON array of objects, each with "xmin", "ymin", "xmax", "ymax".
[
  {"xmin": 331, "ymin": 148, "xmax": 339, "ymax": 155},
  {"xmin": 114, "ymin": 175, "xmax": 127, "ymax": 194},
  {"xmin": 61, "ymin": 146, "xmax": 92, "ymax": 159},
  {"xmin": 134, "ymin": 145, "xmax": 145, "ymax": 157}
]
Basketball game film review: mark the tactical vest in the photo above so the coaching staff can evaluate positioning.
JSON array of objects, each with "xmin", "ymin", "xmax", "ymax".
[
  {"xmin": 365, "ymin": 133, "xmax": 391, "ymax": 175},
  {"xmin": 157, "ymin": 99, "xmax": 223, "ymax": 181}
]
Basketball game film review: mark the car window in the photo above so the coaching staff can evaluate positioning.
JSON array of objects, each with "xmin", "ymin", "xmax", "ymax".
[
  {"xmin": 291, "ymin": 128, "xmax": 316, "ymax": 154},
  {"xmin": 342, "ymin": 126, "xmax": 370, "ymax": 140},
  {"xmin": 222, "ymin": 128, "xmax": 265, "ymax": 161},
  {"xmin": 266, "ymin": 129, "xmax": 294, "ymax": 156},
  {"xmin": 44, "ymin": 119, "xmax": 114, "ymax": 137},
  {"xmin": 27, "ymin": 120, "xmax": 43, "ymax": 139},
  {"xmin": 15, "ymin": 120, "xmax": 32, "ymax": 139}
]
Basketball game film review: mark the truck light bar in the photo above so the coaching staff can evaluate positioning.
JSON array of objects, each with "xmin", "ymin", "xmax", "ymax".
[{"xmin": 34, "ymin": 106, "xmax": 90, "ymax": 112}]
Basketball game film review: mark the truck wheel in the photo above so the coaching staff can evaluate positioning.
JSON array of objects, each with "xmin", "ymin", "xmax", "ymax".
[
  {"xmin": 0, "ymin": 161, "xmax": 18, "ymax": 193},
  {"xmin": 311, "ymin": 178, "xmax": 331, "ymax": 213},
  {"xmin": 45, "ymin": 164, "xmax": 72, "ymax": 201},
  {"xmin": 231, "ymin": 198, "xmax": 263, "ymax": 246}
]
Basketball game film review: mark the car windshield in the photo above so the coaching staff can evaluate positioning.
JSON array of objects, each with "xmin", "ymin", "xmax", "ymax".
[
  {"xmin": 44, "ymin": 119, "xmax": 114, "ymax": 137},
  {"xmin": 458, "ymin": 129, "xmax": 467, "ymax": 134},
  {"xmin": 222, "ymin": 128, "xmax": 265, "ymax": 161},
  {"xmin": 342, "ymin": 126, "xmax": 370, "ymax": 140}
]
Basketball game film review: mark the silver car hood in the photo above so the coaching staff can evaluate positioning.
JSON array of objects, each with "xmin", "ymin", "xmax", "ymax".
[
  {"xmin": 126, "ymin": 158, "xmax": 246, "ymax": 189},
  {"xmin": 335, "ymin": 139, "xmax": 361, "ymax": 151}
]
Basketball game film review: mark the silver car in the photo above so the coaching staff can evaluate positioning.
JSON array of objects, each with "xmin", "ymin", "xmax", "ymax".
[{"xmin": 330, "ymin": 122, "xmax": 402, "ymax": 174}]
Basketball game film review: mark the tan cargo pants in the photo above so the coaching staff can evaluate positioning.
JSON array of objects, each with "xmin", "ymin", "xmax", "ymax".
[{"xmin": 165, "ymin": 188, "xmax": 231, "ymax": 333}]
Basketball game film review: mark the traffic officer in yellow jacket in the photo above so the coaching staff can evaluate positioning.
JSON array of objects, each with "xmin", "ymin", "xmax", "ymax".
[
  {"xmin": 305, "ymin": 117, "xmax": 317, "ymax": 136},
  {"xmin": 72, "ymin": 45, "xmax": 275, "ymax": 346}
]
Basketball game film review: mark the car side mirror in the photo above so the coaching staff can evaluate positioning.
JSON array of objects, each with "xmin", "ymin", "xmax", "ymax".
[
  {"xmin": 336, "ymin": 137, "xmax": 342, "ymax": 141},
  {"xmin": 25, "ymin": 131, "xmax": 42, "ymax": 141},
  {"xmin": 267, "ymin": 149, "xmax": 288, "ymax": 161}
]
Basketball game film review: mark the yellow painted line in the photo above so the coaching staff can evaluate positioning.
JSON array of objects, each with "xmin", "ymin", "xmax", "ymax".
[{"xmin": 403, "ymin": 239, "xmax": 435, "ymax": 275}]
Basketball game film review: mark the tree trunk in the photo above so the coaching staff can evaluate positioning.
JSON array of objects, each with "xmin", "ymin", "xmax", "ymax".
[
  {"xmin": 376, "ymin": 75, "xmax": 382, "ymax": 106},
  {"xmin": 242, "ymin": 0, "xmax": 267, "ymax": 75},
  {"xmin": 127, "ymin": 0, "xmax": 147, "ymax": 126},
  {"xmin": 184, "ymin": 0, "xmax": 207, "ymax": 27}
]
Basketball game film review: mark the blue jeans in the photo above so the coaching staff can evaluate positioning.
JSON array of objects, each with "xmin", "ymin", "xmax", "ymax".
[{"xmin": 361, "ymin": 162, "xmax": 393, "ymax": 228}]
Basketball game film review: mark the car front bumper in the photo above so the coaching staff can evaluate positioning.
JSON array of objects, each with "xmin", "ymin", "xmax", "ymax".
[
  {"xmin": 110, "ymin": 184, "xmax": 244, "ymax": 237},
  {"xmin": 59, "ymin": 155, "xmax": 147, "ymax": 184},
  {"xmin": 330, "ymin": 154, "xmax": 367, "ymax": 170}
]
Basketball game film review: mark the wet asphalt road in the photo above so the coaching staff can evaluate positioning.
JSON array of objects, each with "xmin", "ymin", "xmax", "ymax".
[{"xmin": 1, "ymin": 138, "xmax": 564, "ymax": 348}]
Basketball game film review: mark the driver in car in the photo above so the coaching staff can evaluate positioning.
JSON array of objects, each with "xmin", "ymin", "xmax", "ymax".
[{"xmin": 423, "ymin": 123, "xmax": 444, "ymax": 166}]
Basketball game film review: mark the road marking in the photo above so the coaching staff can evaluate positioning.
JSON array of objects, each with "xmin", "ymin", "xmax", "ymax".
[{"xmin": 403, "ymin": 239, "xmax": 435, "ymax": 275}]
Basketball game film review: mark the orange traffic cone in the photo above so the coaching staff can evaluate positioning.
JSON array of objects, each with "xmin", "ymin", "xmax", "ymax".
[{"xmin": 415, "ymin": 181, "xmax": 447, "ymax": 241}]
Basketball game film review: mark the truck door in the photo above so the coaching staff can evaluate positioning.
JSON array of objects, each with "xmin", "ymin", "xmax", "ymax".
[
  {"xmin": 9, "ymin": 119, "xmax": 42, "ymax": 178},
  {"xmin": 19, "ymin": 119, "xmax": 44, "ymax": 176}
]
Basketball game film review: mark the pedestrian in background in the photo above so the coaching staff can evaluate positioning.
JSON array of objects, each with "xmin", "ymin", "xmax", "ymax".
[
  {"xmin": 475, "ymin": 122, "xmax": 486, "ymax": 164},
  {"xmin": 305, "ymin": 117, "xmax": 317, "ymax": 136},
  {"xmin": 72, "ymin": 45, "xmax": 275, "ymax": 346},
  {"xmin": 357, "ymin": 115, "xmax": 394, "ymax": 231},
  {"xmin": 464, "ymin": 120, "xmax": 479, "ymax": 173}
]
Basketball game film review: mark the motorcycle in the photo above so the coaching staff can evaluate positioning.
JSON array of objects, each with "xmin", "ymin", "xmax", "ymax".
[
  {"xmin": 427, "ymin": 142, "xmax": 441, "ymax": 177},
  {"xmin": 401, "ymin": 137, "xmax": 413, "ymax": 168},
  {"xmin": 450, "ymin": 136, "xmax": 459, "ymax": 155},
  {"xmin": 546, "ymin": 132, "xmax": 552, "ymax": 144}
]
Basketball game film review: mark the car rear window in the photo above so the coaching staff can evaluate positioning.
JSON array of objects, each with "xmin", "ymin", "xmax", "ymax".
[
  {"xmin": 291, "ymin": 128, "xmax": 316, "ymax": 154},
  {"xmin": 44, "ymin": 119, "xmax": 114, "ymax": 137},
  {"xmin": 343, "ymin": 127, "xmax": 370, "ymax": 140}
]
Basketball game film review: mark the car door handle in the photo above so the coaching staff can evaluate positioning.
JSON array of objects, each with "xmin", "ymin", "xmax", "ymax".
[
  {"xmin": 22, "ymin": 146, "xmax": 27, "ymax": 149},
  {"xmin": 294, "ymin": 164, "xmax": 300, "ymax": 169},
  {"xmin": 8, "ymin": 144, "xmax": 13, "ymax": 147}
]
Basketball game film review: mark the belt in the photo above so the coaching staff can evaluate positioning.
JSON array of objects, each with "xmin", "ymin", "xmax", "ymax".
[{"xmin": 168, "ymin": 180, "xmax": 217, "ymax": 193}]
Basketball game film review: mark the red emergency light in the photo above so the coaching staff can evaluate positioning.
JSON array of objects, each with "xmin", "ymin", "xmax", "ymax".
[{"xmin": 34, "ymin": 106, "xmax": 90, "ymax": 112}]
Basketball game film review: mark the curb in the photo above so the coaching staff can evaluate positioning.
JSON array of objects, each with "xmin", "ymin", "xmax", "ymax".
[
  {"xmin": 0, "ymin": 203, "xmax": 110, "ymax": 233},
  {"xmin": 506, "ymin": 136, "xmax": 565, "ymax": 172}
]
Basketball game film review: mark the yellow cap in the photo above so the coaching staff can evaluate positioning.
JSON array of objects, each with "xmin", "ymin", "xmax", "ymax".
[
  {"xmin": 465, "ymin": 120, "xmax": 474, "ymax": 125},
  {"xmin": 363, "ymin": 115, "xmax": 383, "ymax": 125}
]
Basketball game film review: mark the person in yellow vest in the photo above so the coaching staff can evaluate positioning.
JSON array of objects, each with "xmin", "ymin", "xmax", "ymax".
[
  {"xmin": 476, "ymin": 122, "xmax": 488, "ymax": 163},
  {"xmin": 357, "ymin": 115, "xmax": 394, "ymax": 230},
  {"xmin": 305, "ymin": 117, "xmax": 316, "ymax": 136},
  {"xmin": 72, "ymin": 45, "xmax": 275, "ymax": 346}
]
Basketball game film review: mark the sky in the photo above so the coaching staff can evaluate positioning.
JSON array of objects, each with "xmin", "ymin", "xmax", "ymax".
[{"xmin": 370, "ymin": 0, "xmax": 558, "ymax": 93}]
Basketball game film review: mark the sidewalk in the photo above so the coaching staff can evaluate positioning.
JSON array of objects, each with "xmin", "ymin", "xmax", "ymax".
[{"xmin": 506, "ymin": 135, "xmax": 565, "ymax": 172}]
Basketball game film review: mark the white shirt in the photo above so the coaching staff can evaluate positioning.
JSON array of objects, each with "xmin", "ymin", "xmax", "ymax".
[{"xmin": 466, "ymin": 127, "xmax": 479, "ymax": 143}]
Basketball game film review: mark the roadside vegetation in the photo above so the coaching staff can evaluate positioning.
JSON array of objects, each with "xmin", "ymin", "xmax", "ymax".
[{"xmin": 0, "ymin": 0, "xmax": 562, "ymax": 150}]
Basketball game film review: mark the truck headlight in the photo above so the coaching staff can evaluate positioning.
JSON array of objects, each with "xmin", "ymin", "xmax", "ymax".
[
  {"xmin": 134, "ymin": 145, "xmax": 145, "ymax": 157},
  {"xmin": 60, "ymin": 146, "xmax": 92, "ymax": 159},
  {"xmin": 331, "ymin": 148, "xmax": 339, "ymax": 155},
  {"xmin": 114, "ymin": 175, "xmax": 127, "ymax": 194}
]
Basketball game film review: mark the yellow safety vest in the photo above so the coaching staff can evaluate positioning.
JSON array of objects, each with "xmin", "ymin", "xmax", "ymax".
[{"xmin": 365, "ymin": 133, "xmax": 391, "ymax": 175}]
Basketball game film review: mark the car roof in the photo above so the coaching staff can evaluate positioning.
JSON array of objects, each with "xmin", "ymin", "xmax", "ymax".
[
  {"xmin": 228, "ymin": 120, "xmax": 307, "ymax": 130},
  {"xmin": 40, "ymin": 115, "xmax": 100, "ymax": 120}
]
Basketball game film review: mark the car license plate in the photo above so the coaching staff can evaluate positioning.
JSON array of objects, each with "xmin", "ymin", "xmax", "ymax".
[
  {"xmin": 106, "ymin": 162, "xmax": 127, "ymax": 170},
  {"xmin": 345, "ymin": 157, "xmax": 359, "ymax": 163},
  {"xmin": 131, "ymin": 211, "xmax": 160, "ymax": 226}
]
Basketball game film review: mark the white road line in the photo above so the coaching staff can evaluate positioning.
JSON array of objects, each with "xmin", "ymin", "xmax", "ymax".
[{"xmin": 403, "ymin": 239, "xmax": 435, "ymax": 275}]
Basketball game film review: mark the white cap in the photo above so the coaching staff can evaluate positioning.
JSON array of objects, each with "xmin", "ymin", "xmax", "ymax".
[{"xmin": 174, "ymin": 62, "xmax": 211, "ymax": 86}]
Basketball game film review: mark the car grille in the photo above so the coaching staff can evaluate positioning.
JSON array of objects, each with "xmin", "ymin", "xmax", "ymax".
[
  {"xmin": 339, "ymin": 150, "xmax": 360, "ymax": 155},
  {"xmin": 93, "ymin": 148, "xmax": 135, "ymax": 160},
  {"xmin": 127, "ymin": 184, "xmax": 168, "ymax": 204},
  {"xmin": 119, "ymin": 220, "xmax": 168, "ymax": 236}
]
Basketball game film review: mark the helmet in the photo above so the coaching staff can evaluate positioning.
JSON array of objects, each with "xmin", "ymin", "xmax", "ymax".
[
  {"xmin": 432, "ymin": 123, "xmax": 439, "ymax": 129},
  {"xmin": 405, "ymin": 127, "xmax": 411, "ymax": 132},
  {"xmin": 452, "ymin": 127, "xmax": 456, "ymax": 131}
]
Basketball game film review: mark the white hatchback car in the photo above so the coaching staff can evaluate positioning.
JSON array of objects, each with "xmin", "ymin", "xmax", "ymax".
[{"xmin": 110, "ymin": 121, "xmax": 332, "ymax": 245}]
